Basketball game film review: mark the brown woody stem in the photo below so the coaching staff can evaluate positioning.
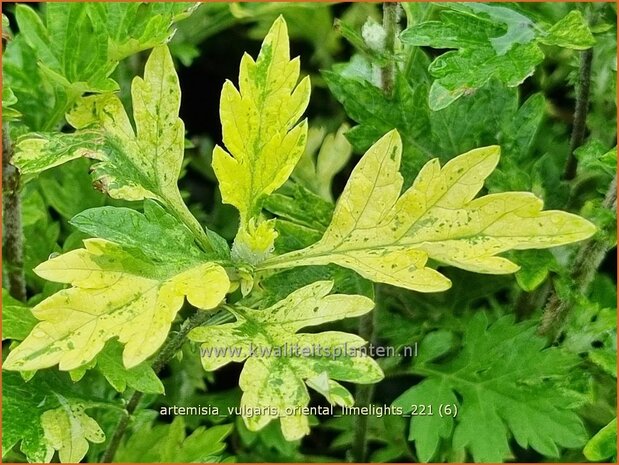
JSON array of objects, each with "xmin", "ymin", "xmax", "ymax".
[{"xmin": 2, "ymin": 122, "xmax": 26, "ymax": 302}]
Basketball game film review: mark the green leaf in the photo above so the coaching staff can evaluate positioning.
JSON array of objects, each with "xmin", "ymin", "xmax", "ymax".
[
  {"xmin": 70, "ymin": 340, "xmax": 165, "ymax": 394},
  {"xmin": 272, "ymin": 220, "xmax": 324, "ymax": 254},
  {"xmin": 115, "ymin": 417, "xmax": 232, "ymax": 462},
  {"xmin": 189, "ymin": 281, "xmax": 383, "ymax": 440},
  {"xmin": 2, "ymin": 371, "xmax": 108, "ymax": 463},
  {"xmin": 589, "ymin": 350, "xmax": 617, "ymax": 378},
  {"xmin": 539, "ymin": 10, "xmax": 596, "ymax": 49},
  {"xmin": 2, "ymin": 32, "xmax": 60, "ymax": 130},
  {"xmin": 2, "ymin": 289, "xmax": 38, "ymax": 341},
  {"xmin": 575, "ymin": 141, "xmax": 617, "ymax": 180},
  {"xmin": 20, "ymin": 185, "xmax": 62, "ymax": 290},
  {"xmin": 13, "ymin": 45, "xmax": 213, "ymax": 251},
  {"xmin": 414, "ymin": 330, "xmax": 455, "ymax": 364},
  {"xmin": 450, "ymin": 3, "xmax": 537, "ymax": 55},
  {"xmin": 5, "ymin": 3, "xmax": 197, "ymax": 131},
  {"xmin": 393, "ymin": 314, "xmax": 588, "ymax": 462},
  {"xmin": 487, "ymin": 92, "xmax": 546, "ymax": 193},
  {"xmin": 87, "ymin": 3, "xmax": 197, "ymax": 61},
  {"xmin": 15, "ymin": 4, "xmax": 116, "ymax": 94},
  {"xmin": 264, "ymin": 182, "xmax": 334, "ymax": 232},
  {"xmin": 324, "ymin": 70, "xmax": 519, "ymax": 184},
  {"xmin": 38, "ymin": 159, "xmax": 106, "ymax": 219},
  {"xmin": 40, "ymin": 400, "xmax": 105, "ymax": 463},
  {"xmin": 4, "ymin": 239, "xmax": 230, "ymax": 371},
  {"xmin": 584, "ymin": 418, "xmax": 617, "ymax": 462},
  {"xmin": 292, "ymin": 124, "xmax": 353, "ymax": 202},
  {"xmin": 212, "ymin": 16, "xmax": 310, "ymax": 250},
  {"xmin": 259, "ymin": 264, "xmax": 374, "ymax": 306},
  {"xmin": 398, "ymin": 377, "xmax": 457, "ymax": 462},
  {"xmin": 427, "ymin": 43, "xmax": 543, "ymax": 110},
  {"xmin": 260, "ymin": 130, "xmax": 596, "ymax": 292},
  {"xmin": 400, "ymin": 5, "xmax": 542, "ymax": 110},
  {"xmin": 70, "ymin": 200, "xmax": 220, "ymax": 264},
  {"xmin": 563, "ymin": 285, "xmax": 616, "ymax": 378},
  {"xmin": 2, "ymin": 85, "xmax": 21, "ymax": 121},
  {"xmin": 262, "ymin": 181, "xmax": 333, "ymax": 254},
  {"xmin": 13, "ymin": 3, "xmax": 197, "ymax": 94},
  {"xmin": 565, "ymin": 302, "xmax": 616, "ymax": 354},
  {"xmin": 323, "ymin": 70, "xmax": 434, "ymax": 180},
  {"xmin": 427, "ymin": 80, "xmax": 519, "ymax": 160},
  {"xmin": 401, "ymin": 3, "xmax": 595, "ymax": 109},
  {"xmin": 3, "ymin": 372, "xmax": 52, "ymax": 462},
  {"xmin": 513, "ymin": 249, "xmax": 558, "ymax": 292},
  {"xmin": 13, "ymin": 131, "xmax": 101, "ymax": 175},
  {"xmin": 503, "ymin": 92, "xmax": 546, "ymax": 159},
  {"xmin": 400, "ymin": 10, "xmax": 503, "ymax": 50}
]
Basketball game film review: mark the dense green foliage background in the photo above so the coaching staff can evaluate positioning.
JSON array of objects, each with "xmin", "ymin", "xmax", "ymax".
[{"xmin": 2, "ymin": 2, "xmax": 617, "ymax": 463}]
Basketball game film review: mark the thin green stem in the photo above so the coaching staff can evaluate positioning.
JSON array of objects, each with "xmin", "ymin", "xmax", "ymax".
[
  {"xmin": 2, "ymin": 122, "xmax": 27, "ymax": 302},
  {"xmin": 351, "ymin": 299, "xmax": 378, "ymax": 462},
  {"xmin": 100, "ymin": 391, "xmax": 143, "ymax": 464}
]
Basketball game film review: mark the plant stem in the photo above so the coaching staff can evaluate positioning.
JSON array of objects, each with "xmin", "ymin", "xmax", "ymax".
[
  {"xmin": 2, "ymin": 122, "xmax": 27, "ymax": 302},
  {"xmin": 352, "ymin": 5, "xmax": 399, "ymax": 461},
  {"xmin": 101, "ymin": 309, "xmax": 213, "ymax": 462},
  {"xmin": 563, "ymin": 48, "xmax": 593, "ymax": 180},
  {"xmin": 538, "ymin": 175, "xmax": 616, "ymax": 340},
  {"xmin": 514, "ymin": 280, "xmax": 551, "ymax": 321},
  {"xmin": 380, "ymin": 2, "xmax": 398, "ymax": 97},
  {"xmin": 351, "ymin": 302, "xmax": 378, "ymax": 462},
  {"xmin": 164, "ymin": 192, "xmax": 215, "ymax": 253},
  {"xmin": 517, "ymin": 45, "xmax": 594, "ymax": 318}
]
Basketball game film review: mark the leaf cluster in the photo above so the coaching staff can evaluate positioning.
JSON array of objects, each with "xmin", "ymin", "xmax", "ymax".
[{"xmin": 2, "ymin": 2, "xmax": 615, "ymax": 463}]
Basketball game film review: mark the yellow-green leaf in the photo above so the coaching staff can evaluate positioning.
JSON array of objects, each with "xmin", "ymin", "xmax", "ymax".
[
  {"xmin": 4, "ymin": 239, "xmax": 229, "ymax": 371},
  {"xmin": 293, "ymin": 124, "xmax": 353, "ymax": 202},
  {"xmin": 213, "ymin": 16, "xmax": 310, "ymax": 228},
  {"xmin": 260, "ymin": 130, "xmax": 596, "ymax": 292},
  {"xmin": 189, "ymin": 281, "xmax": 383, "ymax": 440},
  {"xmin": 583, "ymin": 418, "xmax": 617, "ymax": 462},
  {"xmin": 13, "ymin": 45, "xmax": 211, "ymax": 250},
  {"xmin": 41, "ymin": 402, "xmax": 105, "ymax": 463},
  {"xmin": 68, "ymin": 45, "xmax": 186, "ymax": 204}
]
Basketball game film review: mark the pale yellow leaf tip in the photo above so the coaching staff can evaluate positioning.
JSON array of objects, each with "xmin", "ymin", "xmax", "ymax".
[
  {"xmin": 145, "ymin": 44, "xmax": 174, "ymax": 73},
  {"xmin": 270, "ymin": 15, "xmax": 288, "ymax": 35},
  {"xmin": 382, "ymin": 128, "xmax": 402, "ymax": 146},
  {"xmin": 366, "ymin": 129, "xmax": 403, "ymax": 164},
  {"xmin": 481, "ymin": 144, "xmax": 500, "ymax": 165},
  {"xmin": 260, "ymin": 15, "xmax": 289, "ymax": 59}
]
